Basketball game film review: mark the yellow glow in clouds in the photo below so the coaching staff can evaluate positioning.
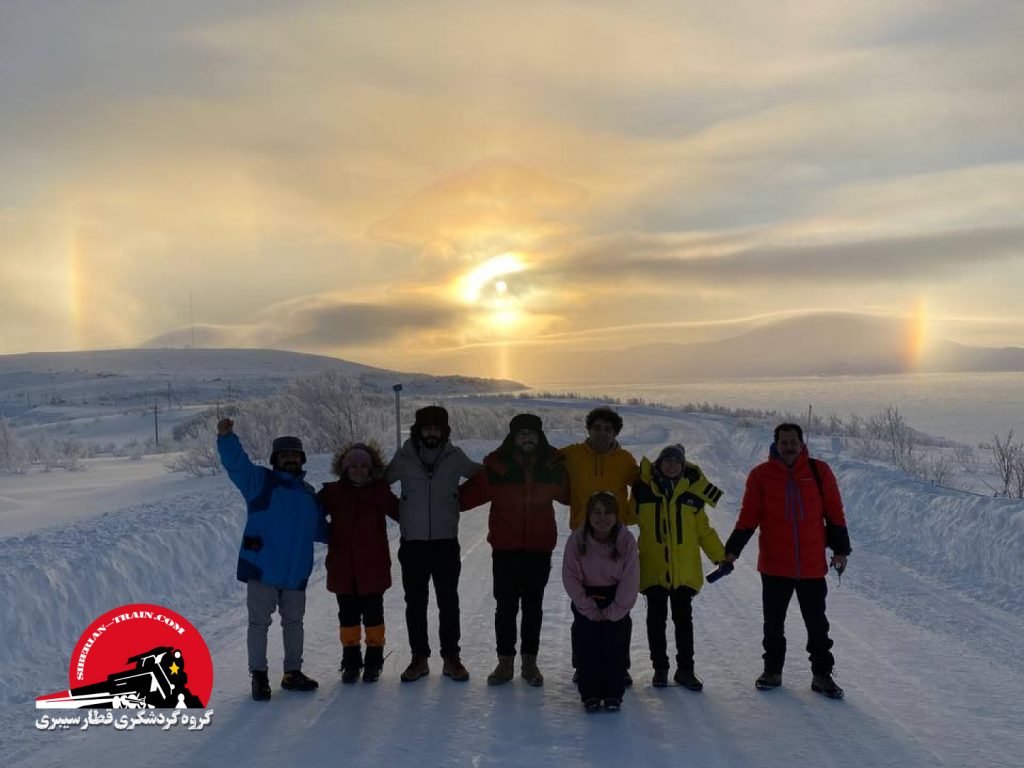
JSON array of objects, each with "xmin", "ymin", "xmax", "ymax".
[{"xmin": 455, "ymin": 253, "xmax": 526, "ymax": 304}]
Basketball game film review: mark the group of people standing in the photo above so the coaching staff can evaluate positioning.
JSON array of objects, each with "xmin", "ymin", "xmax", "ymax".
[{"xmin": 216, "ymin": 403, "xmax": 851, "ymax": 712}]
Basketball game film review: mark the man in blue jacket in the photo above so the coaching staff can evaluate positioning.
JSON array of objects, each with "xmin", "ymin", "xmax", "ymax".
[{"xmin": 217, "ymin": 418, "xmax": 326, "ymax": 701}]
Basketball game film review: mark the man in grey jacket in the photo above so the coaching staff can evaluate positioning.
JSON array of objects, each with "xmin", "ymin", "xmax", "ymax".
[{"xmin": 387, "ymin": 405, "xmax": 481, "ymax": 682}]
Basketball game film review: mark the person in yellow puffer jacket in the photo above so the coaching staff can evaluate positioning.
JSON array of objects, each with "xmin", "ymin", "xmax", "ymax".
[{"xmin": 632, "ymin": 444, "xmax": 725, "ymax": 691}]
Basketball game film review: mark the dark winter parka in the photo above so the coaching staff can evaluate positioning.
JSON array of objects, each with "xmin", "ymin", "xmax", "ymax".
[
  {"xmin": 385, "ymin": 439, "xmax": 480, "ymax": 541},
  {"xmin": 728, "ymin": 445, "xmax": 851, "ymax": 579},
  {"xmin": 218, "ymin": 433, "xmax": 326, "ymax": 591},
  {"xmin": 459, "ymin": 434, "xmax": 570, "ymax": 553},
  {"xmin": 319, "ymin": 444, "xmax": 399, "ymax": 596}
]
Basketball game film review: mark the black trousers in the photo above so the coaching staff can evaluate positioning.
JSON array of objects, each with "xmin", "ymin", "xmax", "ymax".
[
  {"xmin": 761, "ymin": 574, "xmax": 835, "ymax": 675},
  {"xmin": 573, "ymin": 604, "xmax": 631, "ymax": 702},
  {"xmin": 336, "ymin": 592, "xmax": 385, "ymax": 628},
  {"xmin": 492, "ymin": 550, "xmax": 551, "ymax": 656},
  {"xmin": 643, "ymin": 586, "xmax": 696, "ymax": 671},
  {"xmin": 398, "ymin": 538, "xmax": 462, "ymax": 658}
]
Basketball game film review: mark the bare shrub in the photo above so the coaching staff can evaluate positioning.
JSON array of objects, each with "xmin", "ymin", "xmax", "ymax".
[
  {"xmin": 54, "ymin": 436, "xmax": 88, "ymax": 471},
  {"xmin": 988, "ymin": 430, "xmax": 1020, "ymax": 497}
]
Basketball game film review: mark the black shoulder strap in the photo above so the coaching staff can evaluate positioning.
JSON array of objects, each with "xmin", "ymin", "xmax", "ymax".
[{"xmin": 808, "ymin": 458, "xmax": 824, "ymax": 498}]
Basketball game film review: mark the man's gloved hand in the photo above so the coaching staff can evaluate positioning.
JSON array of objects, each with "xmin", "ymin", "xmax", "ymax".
[{"xmin": 830, "ymin": 554, "xmax": 848, "ymax": 574}]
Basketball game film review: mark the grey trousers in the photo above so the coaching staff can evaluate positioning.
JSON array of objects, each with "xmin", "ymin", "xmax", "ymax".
[{"xmin": 247, "ymin": 580, "xmax": 306, "ymax": 673}]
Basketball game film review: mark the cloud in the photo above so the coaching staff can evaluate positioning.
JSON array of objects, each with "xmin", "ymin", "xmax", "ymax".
[
  {"xmin": 540, "ymin": 225, "xmax": 1024, "ymax": 287},
  {"xmin": 141, "ymin": 293, "xmax": 472, "ymax": 351},
  {"xmin": 369, "ymin": 158, "xmax": 586, "ymax": 253}
]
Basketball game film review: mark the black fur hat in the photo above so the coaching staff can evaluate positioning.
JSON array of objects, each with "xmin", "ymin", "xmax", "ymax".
[{"xmin": 412, "ymin": 405, "xmax": 451, "ymax": 443}]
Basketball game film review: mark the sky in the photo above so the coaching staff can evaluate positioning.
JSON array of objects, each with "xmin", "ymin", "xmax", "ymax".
[{"xmin": 2, "ymin": 0, "xmax": 1023, "ymax": 381}]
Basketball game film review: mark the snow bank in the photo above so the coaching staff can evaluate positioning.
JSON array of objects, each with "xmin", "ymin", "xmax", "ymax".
[
  {"xmin": 0, "ymin": 484, "xmax": 255, "ymax": 706},
  {"xmin": 834, "ymin": 459, "xmax": 1024, "ymax": 614}
]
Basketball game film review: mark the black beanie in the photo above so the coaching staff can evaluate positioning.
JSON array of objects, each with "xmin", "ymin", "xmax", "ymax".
[{"xmin": 270, "ymin": 435, "xmax": 306, "ymax": 464}]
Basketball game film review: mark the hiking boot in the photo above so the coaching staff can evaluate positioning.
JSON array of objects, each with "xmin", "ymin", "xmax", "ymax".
[
  {"xmin": 442, "ymin": 655, "xmax": 470, "ymax": 682},
  {"xmin": 341, "ymin": 665, "xmax": 361, "ymax": 684},
  {"xmin": 520, "ymin": 654, "xmax": 544, "ymax": 687},
  {"xmin": 602, "ymin": 698, "xmax": 622, "ymax": 712},
  {"xmin": 487, "ymin": 654, "xmax": 515, "ymax": 686},
  {"xmin": 811, "ymin": 673, "xmax": 844, "ymax": 700},
  {"xmin": 363, "ymin": 646, "xmax": 384, "ymax": 683},
  {"xmin": 583, "ymin": 698, "xmax": 601, "ymax": 712},
  {"xmin": 623, "ymin": 670, "xmax": 633, "ymax": 687},
  {"xmin": 755, "ymin": 671, "xmax": 782, "ymax": 690},
  {"xmin": 400, "ymin": 654, "xmax": 429, "ymax": 682},
  {"xmin": 674, "ymin": 668, "xmax": 704, "ymax": 692},
  {"xmin": 652, "ymin": 668, "xmax": 669, "ymax": 688},
  {"xmin": 340, "ymin": 646, "xmax": 363, "ymax": 684},
  {"xmin": 281, "ymin": 669, "xmax": 319, "ymax": 692},
  {"xmin": 250, "ymin": 670, "xmax": 271, "ymax": 701}
]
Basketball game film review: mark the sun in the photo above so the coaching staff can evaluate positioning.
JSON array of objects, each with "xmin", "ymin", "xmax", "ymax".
[
  {"xmin": 452, "ymin": 253, "xmax": 529, "ymax": 335},
  {"xmin": 454, "ymin": 253, "xmax": 526, "ymax": 304}
]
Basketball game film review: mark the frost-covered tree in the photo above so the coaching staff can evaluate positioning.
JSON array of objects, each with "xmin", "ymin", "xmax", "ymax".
[{"xmin": 0, "ymin": 417, "xmax": 19, "ymax": 472}]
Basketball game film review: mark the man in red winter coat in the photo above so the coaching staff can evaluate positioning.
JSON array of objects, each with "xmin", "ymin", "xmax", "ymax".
[{"xmin": 722, "ymin": 423, "xmax": 851, "ymax": 699}]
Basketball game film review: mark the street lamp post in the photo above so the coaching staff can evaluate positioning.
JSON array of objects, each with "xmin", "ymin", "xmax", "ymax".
[{"xmin": 392, "ymin": 384, "xmax": 403, "ymax": 452}]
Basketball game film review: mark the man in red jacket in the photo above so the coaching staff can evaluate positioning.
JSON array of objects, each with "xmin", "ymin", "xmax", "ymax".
[
  {"xmin": 722, "ymin": 423, "xmax": 851, "ymax": 699},
  {"xmin": 460, "ymin": 413, "xmax": 569, "ymax": 688}
]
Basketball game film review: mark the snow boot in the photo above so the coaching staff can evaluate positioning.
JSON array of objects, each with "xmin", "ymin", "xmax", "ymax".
[
  {"xmin": 652, "ymin": 668, "xmax": 669, "ymax": 688},
  {"xmin": 363, "ymin": 646, "xmax": 384, "ymax": 683},
  {"xmin": 602, "ymin": 698, "xmax": 622, "ymax": 712},
  {"xmin": 755, "ymin": 670, "xmax": 782, "ymax": 690},
  {"xmin": 250, "ymin": 670, "xmax": 271, "ymax": 702},
  {"xmin": 281, "ymin": 669, "xmax": 319, "ymax": 692},
  {"xmin": 400, "ymin": 654, "xmax": 430, "ymax": 682},
  {"xmin": 487, "ymin": 654, "xmax": 515, "ymax": 686},
  {"xmin": 674, "ymin": 667, "xmax": 704, "ymax": 692},
  {"xmin": 340, "ymin": 646, "xmax": 363, "ymax": 684},
  {"xmin": 520, "ymin": 654, "xmax": 544, "ymax": 687},
  {"xmin": 442, "ymin": 655, "xmax": 470, "ymax": 682},
  {"xmin": 811, "ymin": 673, "xmax": 844, "ymax": 699},
  {"xmin": 583, "ymin": 698, "xmax": 601, "ymax": 712}
]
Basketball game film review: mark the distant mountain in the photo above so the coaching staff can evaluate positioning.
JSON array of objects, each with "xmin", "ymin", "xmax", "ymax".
[
  {"xmin": 0, "ymin": 348, "xmax": 526, "ymax": 412},
  {"xmin": 505, "ymin": 313, "xmax": 1024, "ymax": 382}
]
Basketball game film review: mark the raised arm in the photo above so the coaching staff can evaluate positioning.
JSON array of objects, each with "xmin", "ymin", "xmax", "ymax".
[{"xmin": 216, "ymin": 419, "xmax": 267, "ymax": 502}]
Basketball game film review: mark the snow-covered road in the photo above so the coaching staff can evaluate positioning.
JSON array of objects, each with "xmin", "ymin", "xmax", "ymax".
[{"xmin": 4, "ymin": 410, "xmax": 1022, "ymax": 767}]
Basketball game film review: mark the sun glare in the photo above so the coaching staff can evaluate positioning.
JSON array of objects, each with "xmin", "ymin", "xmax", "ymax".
[{"xmin": 455, "ymin": 253, "xmax": 526, "ymax": 304}]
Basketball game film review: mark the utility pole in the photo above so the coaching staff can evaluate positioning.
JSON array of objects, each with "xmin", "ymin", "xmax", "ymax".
[
  {"xmin": 167, "ymin": 381, "xmax": 173, "ymax": 411},
  {"xmin": 392, "ymin": 384, "xmax": 403, "ymax": 452},
  {"xmin": 153, "ymin": 401, "xmax": 160, "ymax": 445},
  {"xmin": 190, "ymin": 293, "xmax": 195, "ymax": 350}
]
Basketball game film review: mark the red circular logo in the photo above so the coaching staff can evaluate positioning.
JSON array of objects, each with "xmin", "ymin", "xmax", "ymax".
[{"xmin": 37, "ymin": 603, "xmax": 213, "ymax": 709}]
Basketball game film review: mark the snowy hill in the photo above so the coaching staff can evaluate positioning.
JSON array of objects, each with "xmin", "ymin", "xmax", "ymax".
[
  {"xmin": 3, "ymin": 405, "xmax": 1022, "ymax": 768},
  {"xmin": 0, "ymin": 348, "xmax": 525, "ymax": 439}
]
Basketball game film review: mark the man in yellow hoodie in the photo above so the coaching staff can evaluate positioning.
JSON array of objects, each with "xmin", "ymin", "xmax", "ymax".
[
  {"xmin": 561, "ymin": 406, "xmax": 640, "ymax": 683},
  {"xmin": 561, "ymin": 406, "xmax": 639, "ymax": 530}
]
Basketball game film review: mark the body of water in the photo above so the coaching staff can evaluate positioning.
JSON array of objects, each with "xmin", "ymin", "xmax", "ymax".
[{"xmin": 528, "ymin": 371, "xmax": 1024, "ymax": 446}]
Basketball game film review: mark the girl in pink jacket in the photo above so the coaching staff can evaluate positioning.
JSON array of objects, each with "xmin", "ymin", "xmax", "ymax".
[{"xmin": 562, "ymin": 491, "xmax": 640, "ymax": 712}]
